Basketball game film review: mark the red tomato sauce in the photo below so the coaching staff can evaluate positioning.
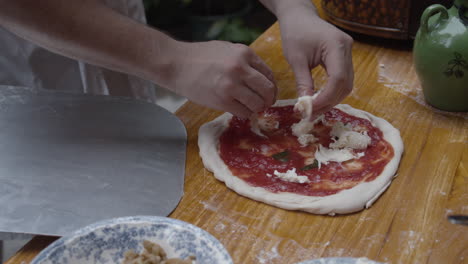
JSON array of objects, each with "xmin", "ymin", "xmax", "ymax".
[{"xmin": 219, "ymin": 106, "xmax": 394, "ymax": 197}]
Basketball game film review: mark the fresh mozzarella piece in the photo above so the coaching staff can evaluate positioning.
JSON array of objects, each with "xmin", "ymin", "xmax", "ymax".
[
  {"xmin": 250, "ymin": 114, "xmax": 280, "ymax": 138},
  {"xmin": 258, "ymin": 117, "xmax": 279, "ymax": 131},
  {"xmin": 330, "ymin": 121, "xmax": 354, "ymax": 137},
  {"xmin": 330, "ymin": 122, "xmax": 371, "ymax": 150},
  {"xmin": 250, "ymin": 115, "xmax": 266, "ymax": 138},
  {"xmin": 314, "ymin": 145, "xmax": 362, "ymax": 168},
  {"xmin": 297, "ymin": 134, "xmax": 317, "ymax": 147},
  {"xmin": 273, "ymin": 168, "xmax": 310, "ymax": 184},
  {"xmin": 292, "ymin": 95, "xmax": 318, "ymax": 146},
  {"xmin": 295, "ymin": 96, "xmax": 314, "ymax": 119}
]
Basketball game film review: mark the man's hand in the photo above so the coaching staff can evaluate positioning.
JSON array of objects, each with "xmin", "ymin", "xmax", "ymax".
[
  {"xmin": 0, "ymin": 0, "xmax": 277, "ymax": 118},
  {"xmin": 166, "ymin": 41, "xmax": 277, "ymax": 118},
  {"xmin": 260, "ymin": 0, "xmax": 354, "ymax": 117}
]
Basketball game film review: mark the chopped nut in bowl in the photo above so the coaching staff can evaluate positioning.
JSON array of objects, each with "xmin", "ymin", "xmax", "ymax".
[
  {"xmin": 123, "ymin": 240, "xmax": 195, "ymax": 264},
  {"xmin": 31, "ymin": 216, "xmax": 232, "ymax": 264}
]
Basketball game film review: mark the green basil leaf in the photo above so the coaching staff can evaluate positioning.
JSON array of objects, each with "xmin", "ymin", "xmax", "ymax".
[
  {"xmin": 272, "ymin": 150, "xmax": 289, "ymax": 162},
  {"xmin": 301, "ymin": 160, "xmax": 319, "ymax": 171}
]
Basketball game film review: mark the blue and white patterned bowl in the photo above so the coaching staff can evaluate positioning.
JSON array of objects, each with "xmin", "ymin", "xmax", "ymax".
[
  {"xmin": 31, "ymin": 216, "xmax": 233, "ymax": 264},
  {"xmin": 298, "ymin": 258, "xmax": 384, "ymax": 264}
]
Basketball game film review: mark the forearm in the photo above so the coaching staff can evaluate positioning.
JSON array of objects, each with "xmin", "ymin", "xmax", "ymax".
[
  {"xmin": 259, "ymin": 0, "xmax": 354, "ymax": 112},
  {"xmin": 0, "ymin": 0, "xmax": 178, "ymax": 87},
  {"xmin": 258, "ymin": 0, "xmax": 317, "ymax": 19}
]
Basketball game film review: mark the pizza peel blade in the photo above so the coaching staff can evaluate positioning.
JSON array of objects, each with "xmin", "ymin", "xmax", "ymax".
[{"xmin": 0, "ymin": 86, "xmax": 187, "ymax": 236}]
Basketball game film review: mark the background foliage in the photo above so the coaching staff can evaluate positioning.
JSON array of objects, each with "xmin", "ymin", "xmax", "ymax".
[{"xmin": 143, "ymin": 0, "xmax": 274, "ymax": 44}]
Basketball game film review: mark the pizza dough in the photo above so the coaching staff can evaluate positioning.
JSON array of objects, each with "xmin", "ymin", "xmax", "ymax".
[{"xmin": 198, "ymin": 99, "xmax": 404, "ymax": 215}]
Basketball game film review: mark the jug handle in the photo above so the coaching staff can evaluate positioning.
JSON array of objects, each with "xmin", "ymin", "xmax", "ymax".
[
  {"xmin": 459, "ymin": 5, "xmax": 468, "ymax": 25},
  {"xmin": 420, "ymin": 4, "xmax": 449, "ymax": 35}
]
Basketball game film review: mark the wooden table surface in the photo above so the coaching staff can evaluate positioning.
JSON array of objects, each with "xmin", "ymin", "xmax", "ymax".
[{"xmin": 6, "ymin": 2, "xmax": 468, "ymax": 264}]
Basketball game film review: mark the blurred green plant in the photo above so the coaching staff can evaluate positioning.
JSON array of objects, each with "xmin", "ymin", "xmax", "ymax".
[
  {"xmin": 143, "ymin": 0, "xmax": 190, "ymax": 27},
  {"xmin": 143, "ymin": 0, "xmax": 261, "ymax": 44},
  {"xmin": 209, "ymin": 18, "xmax": 261, "ymax": 44},
  {"xmin": 187, "ymin": 0, "xmax": 250, "ymax": 16},
  {"xmin": 143, "ymin": 0, "xmax": 190, "ymax": 11}
]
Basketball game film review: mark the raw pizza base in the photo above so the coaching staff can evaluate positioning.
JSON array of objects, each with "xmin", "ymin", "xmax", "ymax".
[{"xmin": 198, "ymin": 100, "xmax": 404, "ymax": 215}]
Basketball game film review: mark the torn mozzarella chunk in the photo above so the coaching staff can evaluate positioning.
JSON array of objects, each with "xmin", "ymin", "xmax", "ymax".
[
  {"xmin": 273, "ymin": 168, "xmax": 310, "ymax": 184},
  {"xmin": 297, "ymin": 134, "xmax": 317, "ymax": 147},
  {"xmin": 330, "ymin": 121, "xmax": 354, "ymax": 137},
  {"xmin": 250, "ymin": 115, "xmax": 266, "ymax": 137},
  {"xmin": 294, "ymin": 96, "xmax": 314, "ymax": 118},
  {"xmin": 292, "ymin": 96, "xmax": 314, "ymax": 135},
  {"xmin": 292, "ymin": 96, "xmax": 318, "ymax": 146},
  {"xmin": 258, "ymin": 117, "xmax": 279, "ymax": 131},
  {"xmin": 250, "ymin": 114, "xmax": 280, "ymax": 137},
  {"xmin": 313, "ymin": 114, "xmax": 326, "ymax": 126},
  {"xmin": 314, "ymin": 145, "xmax": 358, "ymax": 167},
  {"xmin": 329, "ymin": 122, "xmax": 371, "ymax": 150},
  {"xmin": 260, "ymin": 145, "xmax": 271, "ymax": 155},
  {"xmin": 314, "ymin": 121, "xmax": 371, "ymax": 167},
  {"xmin": 292, "ymin": 121, "xmax": 315, "ymax": 141},
  {"xmin": 315, "ymin": 122, "xmax": 371, "ymax": 168}
]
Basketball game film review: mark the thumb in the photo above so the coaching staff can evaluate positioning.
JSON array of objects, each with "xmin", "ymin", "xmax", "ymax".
[{"xmin": 291, "ymin": 59, "xmax": 315, "ymax": 97}]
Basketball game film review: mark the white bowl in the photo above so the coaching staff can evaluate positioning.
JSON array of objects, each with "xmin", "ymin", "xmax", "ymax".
[
  {"xmin": 298, "ymin": 258, "xmax": 384, "ymax": 264},
  {"xmin": 31, "ymin": 216, "xmax": 233, "ymax": 264}
]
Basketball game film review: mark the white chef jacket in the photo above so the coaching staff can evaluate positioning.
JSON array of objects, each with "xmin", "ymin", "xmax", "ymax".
[
  {"xmin": 0, "ymin": 0, "xmax": 165, "ymax": 248},
  {"xmin": 0, "ymin": 0, "xmax": 157, "ymax": 103}
]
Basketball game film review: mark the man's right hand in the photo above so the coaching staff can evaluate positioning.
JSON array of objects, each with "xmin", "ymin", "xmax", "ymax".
[
  {"xmin": 165, "ymin": 40, "xmax": 277, "ymax": 118},
  {"xmin": 0, "ymin": 0, "xmax": 277, "ymax": 118}
]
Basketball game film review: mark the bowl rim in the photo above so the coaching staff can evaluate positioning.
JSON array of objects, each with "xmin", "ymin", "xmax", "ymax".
[
  {"xmin": 31, "ymin": 215, "xmax": 233, "ymax": 264},
  {"xmin": 297, "ymin": 257, "xmax": 384, "ymax": 264}
]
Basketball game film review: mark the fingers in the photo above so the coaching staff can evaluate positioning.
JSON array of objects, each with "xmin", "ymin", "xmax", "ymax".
[
  {"xmin": 244, "ymin": 67, "xmax": 277, "ymax": 107},
  {"xmin": 311, "ymin": 84, "xmax": 338, "ymax": 116},
  {"xmin": 314, "ymin": 37, "xmax": 354, "ymax": 115},
  {"xmin": 231, "ymin": 44, "xmax": 277, "ymax": 113},
  {"xmin": 290, "ymin": 57, "xmax": 315, "ymax": 97},
  {"xmin": 223, "ymin": 100, "xmax": 253, "ymax": 119},
  {"xmin": 230, "ymin": 82, "xmax": 266, "ymax": 114},
  {"xmin": 249, "ymin": 54, "xmax": 276, "ymax": 84},
  {"xmin": 217, "ymin": 44, "xmax": 278, "ymax": 118},
  {"xmin": 248, "ymin": 51, "xmax": 278, "ymax": 105},
  {"xmin": 222, "ymin": 70, "xmax": 275, "ymax": 118}
]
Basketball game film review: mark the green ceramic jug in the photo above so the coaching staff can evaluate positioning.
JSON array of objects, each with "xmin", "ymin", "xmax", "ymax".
[{"xmin": 414, "ymin": 0, "xmax": 468, "ymax": 112}]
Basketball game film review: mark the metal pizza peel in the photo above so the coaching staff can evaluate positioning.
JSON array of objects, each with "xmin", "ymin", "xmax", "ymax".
[{"xmin": 0, "ymin": 86, "xmax": 187, "ymax": 236}]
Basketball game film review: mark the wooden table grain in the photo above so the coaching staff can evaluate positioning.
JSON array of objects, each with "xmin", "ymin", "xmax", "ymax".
[{"xmin": 5, "ymin": 3, "xmax": 467, "ymax": 264}]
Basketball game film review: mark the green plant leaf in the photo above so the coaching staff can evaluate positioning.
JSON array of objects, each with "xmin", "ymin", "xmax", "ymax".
[
  {"xmin": 206, "ymin": 19, "xmax": 228, "ymax": 39},
  {"xmin": 448, "ymin": 59, "xmax": 460, "ymax": 65},
  {"xmin": 444, "ymin": 69, "xmax": 453, "ymax": 77},
  {"xmin": 217, "ymin": 18, "xmax": 261, "ymax": 44},
  {"xmin": 272, "ymin": 150, "xmax": 290, "ymax": 162},
  {"xmin": 454, "ymin": 70, "xmax": 464, "ymax": 78},
  {"xmin": 455, "ymin": 52, "xmax": 462, "ymax": 59},
  {"xmin": 300, "ymin": 160, "xmax": 319, "ymax": 171},
  {"xmin": 460, "ymin": 60, "xmax": 468, "ymax": 68}
]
